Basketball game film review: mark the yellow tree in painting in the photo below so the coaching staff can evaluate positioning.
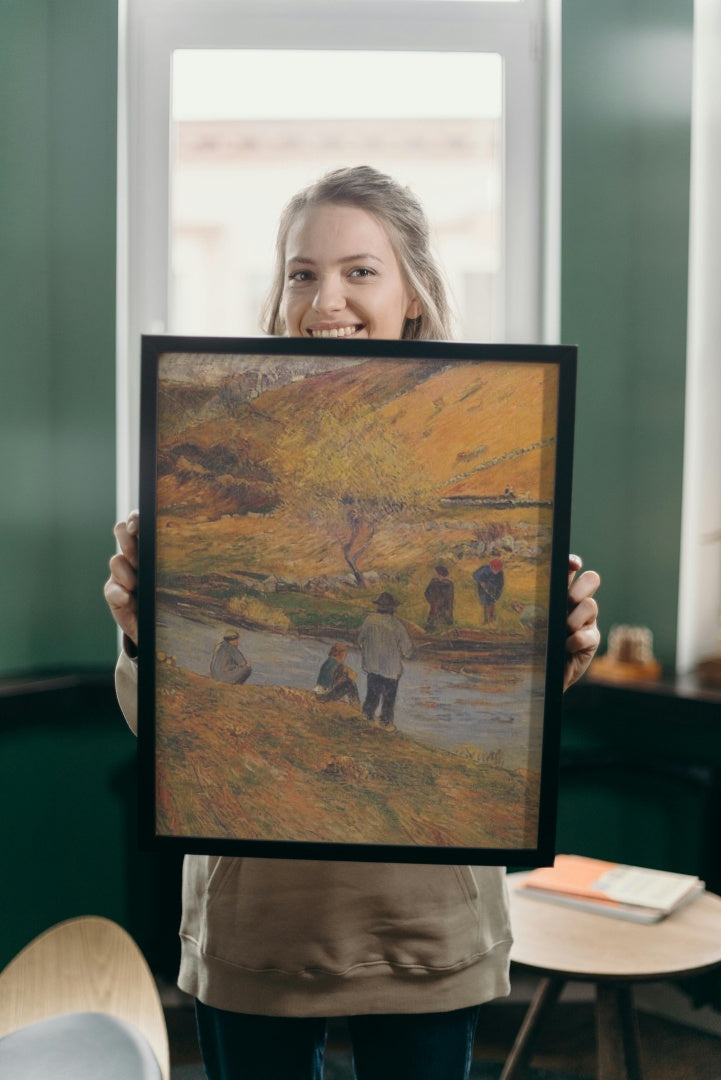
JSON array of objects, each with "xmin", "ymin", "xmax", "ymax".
[{"xmin": 273, "ymin": 409, "xmax": 434, "ymax": 587}]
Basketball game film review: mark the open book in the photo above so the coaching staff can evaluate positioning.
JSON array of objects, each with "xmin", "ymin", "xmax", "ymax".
[{"xmin": 515, "ymin": 854, "xmax": 705, "ymax": 923}]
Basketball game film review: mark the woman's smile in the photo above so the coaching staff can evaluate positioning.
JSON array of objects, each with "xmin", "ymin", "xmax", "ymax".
[{"xmin": 306, "ymin": 323, "xmax": 364, "ymax": 339}]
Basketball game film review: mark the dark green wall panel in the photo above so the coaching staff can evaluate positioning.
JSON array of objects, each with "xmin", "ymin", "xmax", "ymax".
[
  {"xmin": 0, "ymin": 683, "xmax": 184, "ymax": 975},
  {"xmin": 0, "ymin": 700, "xmax": 133, "ymax": 965},
  {"xmin": 1, "ymin": 3, "xmax": 55, "ymax": 671},
  {"xmin": 0, "ymin": 0, "xmax": 118, "ymax": 676},
  {"xmin": 562, "ymin": 1, "xmax": 693, "ymax": 669}
]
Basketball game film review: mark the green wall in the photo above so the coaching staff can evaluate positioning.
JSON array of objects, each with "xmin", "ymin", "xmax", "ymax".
[
  {"xmin": 0, "ymin": 683, "xmax": 183, "ymax": 973},
  {"xmin": 0, "ymin": 0, "xmax": 118, "ymax": 677},
  {"xmin": 562, "ymin": 0, "xmax": 693, "ymax": 670},
  {"xmin": 0, "ymin": 0, "xmax": 127, "ymax": 964},
  {"xmin": 0, "ymin": 1, "xmax": 693, "ymax": 677}
]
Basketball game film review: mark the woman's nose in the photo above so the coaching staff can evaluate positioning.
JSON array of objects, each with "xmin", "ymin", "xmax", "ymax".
[{"xmin": 312, "ymin": 274, "xmax": 345, "ymax": 314}]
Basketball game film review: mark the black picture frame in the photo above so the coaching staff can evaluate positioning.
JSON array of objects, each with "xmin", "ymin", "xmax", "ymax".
[{"xmin": 138, "ymin": 335, "xmax": 576, "ymax": 865}]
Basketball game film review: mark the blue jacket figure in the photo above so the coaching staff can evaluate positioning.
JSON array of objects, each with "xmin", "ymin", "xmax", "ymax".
[{"xmin": 472, "ymin": 559, "xmax": 504, "ymax": 624}]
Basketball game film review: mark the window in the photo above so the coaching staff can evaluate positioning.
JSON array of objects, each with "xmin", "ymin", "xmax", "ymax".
[
  {"xmin": 677, "ymin": 1, "xmax": 721, "ymax": 674},
  {"xmin": 169, "ymin": 49, "xmax": 503, "ymax": 340},
  {"xmin": 118, "ymin": 0, "xmax": 557, "ymax": 510}
]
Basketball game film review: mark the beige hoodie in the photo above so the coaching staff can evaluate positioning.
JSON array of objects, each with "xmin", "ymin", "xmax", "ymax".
[{"xmin": 116, "ymin": 651, "xmax": 512, "ymax": 1016}]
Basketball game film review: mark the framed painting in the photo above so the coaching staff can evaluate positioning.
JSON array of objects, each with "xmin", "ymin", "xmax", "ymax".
[{"xmin": 137, "ymin": 336, "xmax": 576, "ymax": 865}]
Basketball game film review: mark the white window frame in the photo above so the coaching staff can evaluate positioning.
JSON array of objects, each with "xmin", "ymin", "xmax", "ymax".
[
  {"xmin": 676, "ymin": 0, "xmax": 721, "ymax": 675},
  {"xmin": 117, "ymin": 0, "xmax": 559, "ymax": 512}
]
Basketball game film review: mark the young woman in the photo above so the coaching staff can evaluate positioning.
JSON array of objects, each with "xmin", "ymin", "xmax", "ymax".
[{"xmin": 106, "ymin": 166, "xmax": 601, "ymax": 1080}]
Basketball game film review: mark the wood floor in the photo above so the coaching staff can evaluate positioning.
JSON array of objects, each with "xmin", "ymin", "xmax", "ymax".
[
  {"xmin": 474, "ymin": 999, "xmax": 721, "ymax": 1079},
  {"xmin": 166, "ymin": 992, "xmax": 721, "ymax": 1079},
  {"xmin": 165, "ymin": 967, "xmax": 721, "ymax": 1075}
]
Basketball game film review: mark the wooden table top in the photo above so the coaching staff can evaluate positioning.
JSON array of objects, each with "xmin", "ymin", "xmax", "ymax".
[{"xmin": 508, "ymin": 872, "xmax": 721, "ymax": 981}]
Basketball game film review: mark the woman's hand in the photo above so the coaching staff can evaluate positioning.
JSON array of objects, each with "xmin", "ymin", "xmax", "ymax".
[
  {"xmin": 564, "ymin": 554, "xmax": 601, "ymax": 691},
  {"xmin": 103, "ymin": 510, "xmax": 139, "ymax": 646}
]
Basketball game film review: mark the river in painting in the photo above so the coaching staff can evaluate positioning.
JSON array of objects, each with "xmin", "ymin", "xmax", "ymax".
[{"xmin": 156, "ymin": 607, "xmax": 546, "ymax": 772}]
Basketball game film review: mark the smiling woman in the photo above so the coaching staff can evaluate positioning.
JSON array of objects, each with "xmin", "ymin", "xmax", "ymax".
[
  {"xmin": 263, "ymin": 167, "xmax": 452, "ymax": 341},
  {"xmin": 107, "ymin": 159, "xmax": 598, "ymax": 1076}
]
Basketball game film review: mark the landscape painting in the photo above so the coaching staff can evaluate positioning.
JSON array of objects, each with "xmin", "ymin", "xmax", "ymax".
[{"xmin": 138, "ymin": 337, "xmax": 576, "ymax": 863}]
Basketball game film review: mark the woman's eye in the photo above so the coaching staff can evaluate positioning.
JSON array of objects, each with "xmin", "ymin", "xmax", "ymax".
[
  {"xmin": 288, "ymin": 270, "xmax": 313, "ymax": 283},
  {"xmin": 349, "ymin": 267, "xmax": 375, "ymax": 279}
]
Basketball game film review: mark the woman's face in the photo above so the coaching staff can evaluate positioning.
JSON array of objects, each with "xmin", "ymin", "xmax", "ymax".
[{"xmin": 280, "ymin": 203, "xmax": 421, "ymax": 340}]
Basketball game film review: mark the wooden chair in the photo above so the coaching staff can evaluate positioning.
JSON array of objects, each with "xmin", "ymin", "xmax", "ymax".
[{"xmin": 0, "ymin": 915, "xmax": 169, "ymax": 1079}]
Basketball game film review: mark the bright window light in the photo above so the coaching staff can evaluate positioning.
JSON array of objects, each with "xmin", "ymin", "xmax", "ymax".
[
  {"xmin": 170, "ymin": 50, "xmax": 503, "ymax": 341},
  {"xmin": 172, "ymin": 50, "xmax": 502, "ymax": 121}
]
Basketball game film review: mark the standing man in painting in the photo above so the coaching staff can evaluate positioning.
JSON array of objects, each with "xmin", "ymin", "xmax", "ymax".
[
  {"xmin": 210, "ymin": 630, "xmax": 252, "ymax": 684},
  {"xmin": 473, "ymin": 558, "xmax": 504, "ymax": 623},
  {"xmin": 424, "ymin": 563, "xmax": 454, "ymax": 631},
  {"xmin": 358, "ymin": 592, "xmax": 414, "ymax": 732}
]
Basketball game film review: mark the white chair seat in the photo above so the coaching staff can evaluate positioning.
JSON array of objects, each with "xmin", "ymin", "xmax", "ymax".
[{"xmin": 0, "ymin": 1011, "xmax": 162, "ymax": 1079}]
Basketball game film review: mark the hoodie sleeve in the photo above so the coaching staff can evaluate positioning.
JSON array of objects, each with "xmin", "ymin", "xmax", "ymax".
[{"xmin": 115, "ymin": 646, "xmax": 139, "ymax": 736}]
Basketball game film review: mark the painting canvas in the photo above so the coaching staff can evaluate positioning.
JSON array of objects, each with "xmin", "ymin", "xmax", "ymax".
[{"xmin": 138, "ymin": 336, "xmax": 576, "ymax": 864}]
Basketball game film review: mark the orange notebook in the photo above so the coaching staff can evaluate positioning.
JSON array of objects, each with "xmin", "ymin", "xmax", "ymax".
[{"xmin": 516, "ymin": 854, "xmax": 704, "ymax": 923}]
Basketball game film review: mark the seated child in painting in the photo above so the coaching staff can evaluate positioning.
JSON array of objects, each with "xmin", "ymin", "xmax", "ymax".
[{"xmin": 314, "ymin": 642, "xmax": 360, "ymax": 704}]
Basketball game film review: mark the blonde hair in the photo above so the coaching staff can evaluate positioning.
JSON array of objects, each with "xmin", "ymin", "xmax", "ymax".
[{"xmin": 262, "ymin": 165, "xmax": 453, "ymax": 341}]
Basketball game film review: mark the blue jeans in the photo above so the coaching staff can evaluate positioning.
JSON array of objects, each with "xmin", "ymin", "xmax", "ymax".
[{"xmin": 195, "ymin": 1000, "xmax": 481, "ymax": 1080}]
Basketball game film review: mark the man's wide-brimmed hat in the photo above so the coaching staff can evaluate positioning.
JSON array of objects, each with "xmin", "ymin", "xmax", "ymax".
[
  {"xmin": 223, "ymin": 630, "xmax": 240, "ymax": 641},
  {"xmin": 373, "ymin": 591, "xmax": 399, "ymax": 611}
]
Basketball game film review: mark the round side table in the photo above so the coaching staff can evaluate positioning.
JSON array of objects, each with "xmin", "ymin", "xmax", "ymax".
[{"xmin": 502, "ymin": 873, "xmax": 721, "ymax": 1080}]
